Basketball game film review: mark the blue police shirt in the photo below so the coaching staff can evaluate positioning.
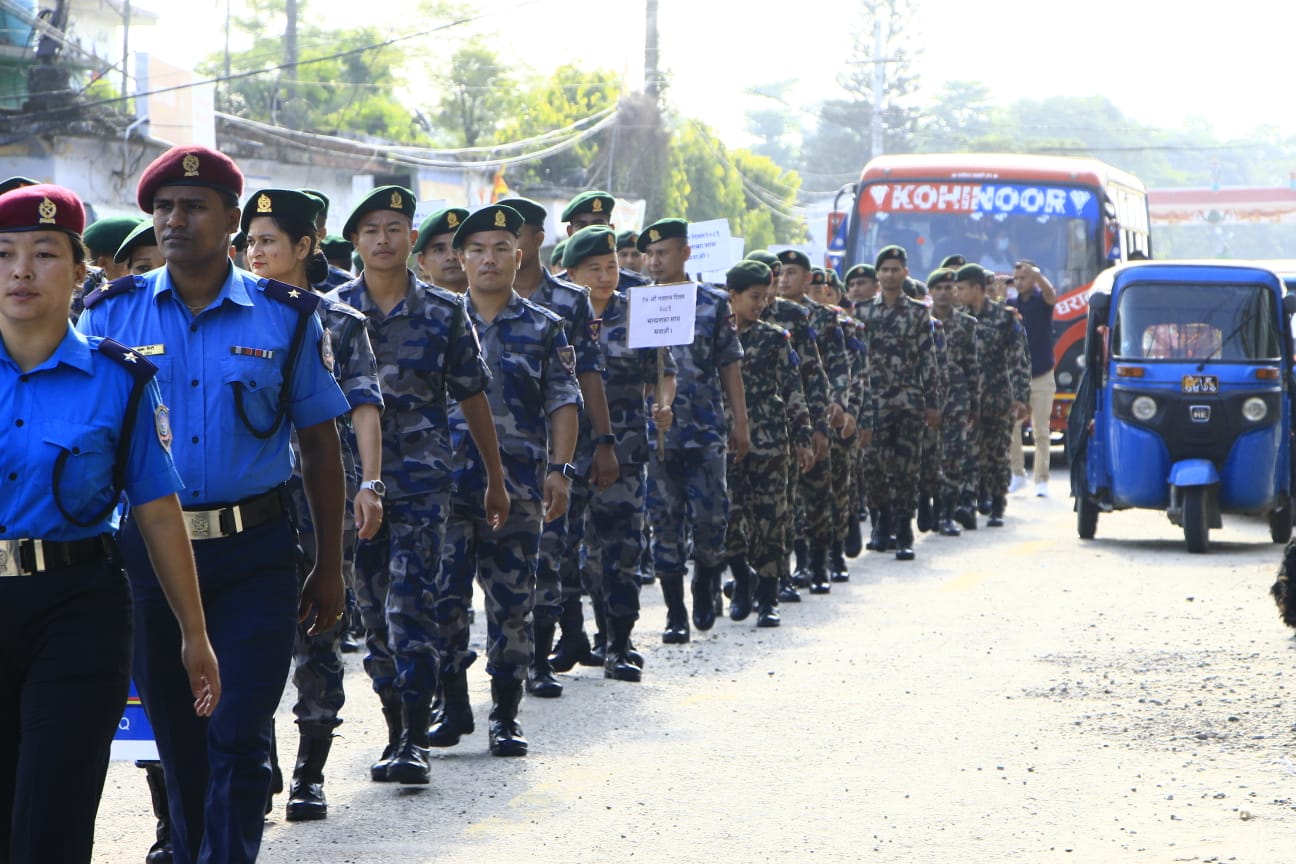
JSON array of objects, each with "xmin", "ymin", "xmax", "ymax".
[
  {"xmin": 0, "ymin": 325, "xmax": 182, "ymax": 541},
  {"xmin": 77, "ymin": 263, "xmax": 350, "ymax": 507}
]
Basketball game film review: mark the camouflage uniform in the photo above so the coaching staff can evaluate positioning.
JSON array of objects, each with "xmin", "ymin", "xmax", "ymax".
[
  {"xmin": 288, "ymin": 296, "xmax": 382, "ymax": 732},
  {"xmin": 835, "ymin": 309, "xmax": 872, "ymax": 549},
  {"xmin": 917, "ymin": 317, "xmax": 950, "ymax": 526},
  {"xmin": 932, "ymin": 307, "xmax": 981, "ymax": 505},
  {"xmin": 972, "ymin": 301, "xmax": 1031, "ymax": 499},
  {"xmin": 436, "ymin": 291, "xmax": 582, "ymax": 683},
  {"xmin": 328, "ymin": 272, "xmax": 489, "ymax": 703}
]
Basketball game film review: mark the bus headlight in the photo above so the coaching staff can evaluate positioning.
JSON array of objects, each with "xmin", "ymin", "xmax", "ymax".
[
  {"xmin": 1131, "ymin": 395, "xmax": 1157, "ymax": 421},
  {"xmin": 1057, "ymin": 371, "xmax": 1074, "ymax": 387},
  {"xmin": 1242, "ymin": 397, "xmax": 1268, "ymax": 422}
]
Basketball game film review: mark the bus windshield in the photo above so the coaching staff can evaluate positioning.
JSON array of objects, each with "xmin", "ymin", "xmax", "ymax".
[
  {"xmin": 1113, "ymin": 282, "xmax": 1281, "ymax": 362},
  {"xmin": 851, "ymin": 181, "xmax": 1104, "ymax": 291}
]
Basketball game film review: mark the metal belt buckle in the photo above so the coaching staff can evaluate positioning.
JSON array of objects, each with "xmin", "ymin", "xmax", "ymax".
[
  {"xmin": 184, "ymin": 510, "xmax": 222, "ymax": 541},
  {"xmin": 0, "ymin": 539, "xmax": 28, "ymax": 577}
]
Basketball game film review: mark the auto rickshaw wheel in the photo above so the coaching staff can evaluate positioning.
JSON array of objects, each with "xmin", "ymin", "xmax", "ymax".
[
  {"xmin": 1183, "ymin": 487, "xmax": 1210, "ymax": 554},
  {"xmin": 1268, "ymin": 502, "xmax": 1293, "ymax": 544},
  {"xmin": 1077, "ymin": 493, "xmax": 1098, "ymax": 540}
]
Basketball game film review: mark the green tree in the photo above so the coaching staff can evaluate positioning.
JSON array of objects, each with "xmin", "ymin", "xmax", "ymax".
[
  {"xmin": 497, "ymin": 65, "xmax": 622, "ymax": 188},
  {"xmin": 434, "ymin": 38, "xmax": 516, "ymax": 148}
]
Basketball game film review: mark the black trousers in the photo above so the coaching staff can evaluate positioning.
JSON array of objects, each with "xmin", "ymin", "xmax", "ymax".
[{"xmin": 0, "ymin": 560, "xmax": 131, "ymax": 864}]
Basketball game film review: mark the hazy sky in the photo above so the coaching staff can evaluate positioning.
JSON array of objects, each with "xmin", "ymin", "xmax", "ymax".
[{"xmin": 134, "ymin": 0, "xmax": 1288, "ymax": 148}]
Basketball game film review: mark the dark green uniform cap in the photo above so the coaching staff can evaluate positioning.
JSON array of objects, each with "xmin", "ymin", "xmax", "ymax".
[
  {"xmin": 726, "ymin": 259, "xmax": 772, "ymax": 288},
  {"xmin": 875, "ymin": 244, "xmax": 907, "ymax": 267},
  {"xmin": 231, "ymin": 231, "xmax": 247, "ymax": 252},
  {"xmin": 562, "ymin": 225, "xmax": 618, "ymax": 269},
  {"xmin": 561, "ymin": 190, "xmax": 615, "ymax": 222},
  {"xmin": 301, "ymin": 188, "xmax": 329, "ymax": 218},
  {"xmin": 495, "ymin": 197, "xmax": 547, "ymax": 227},
  {"xmin": 826, "ymin": 269, "xmax": 842, "ymax": 290},
  {"xmin": 321, "ymin": 234, "xmax": 353, "ymax": 258},
  {"xmin": 114, "ymin": 218, "xmax": 157, "ymax": 263},
  {"xmin": 240, "ymin": 188, "xmax": 322, "ymax": 235},
  {"xmin": 776, "ymin": 249, "xmax": 811, "ymax": 270},
  {"xmin": 452, "ymin": 204, "xmax": 524, "ymax": 250},
  {"xmin": 0, "ymin": 176, "xmax": 38, "ymax": 196},
  {"xmin": 412, "ymin": 207, "xmax": 469, "ymax": 254},
  {"xmin": 343, "ymin": 185, "xmax": 416, "ymax": 238},
  {"xmin": 927, "ymin": 267, "xmax": 956, "ymax": 287},
  {"xmin": 616, "ymin": 229, "xmax": 638, "ymax": 251},
  {"xmin": 844, "ymin": 263, "xmax": 875, "ymax": 282},
  {"xmin": 954, "ymin": 262, "xmax": 988, "ymax": 286},
  {"xmin": 939, "ymin": 253, "xmax": 966, "ymax": 269},
  {"xmin": 810, "ymin": 267, "xmax": 827, "ymax": 286},
  {"xmin": 550, "ymin": 239, "xmax": 568, "ymax": 267},
  {"xmin": 83, "ymin": 215, "xmax": 144, "ymax": 257},
  {"xmin": 636, "ymin": 217, "xmax": 688, "ymax": 252}
]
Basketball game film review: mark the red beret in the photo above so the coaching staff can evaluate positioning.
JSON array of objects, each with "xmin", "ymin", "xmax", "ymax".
[
  {"xmin": 0, "ymin": 184, "xmax": 86, "ymax": 236},
  {"xmin": 136, "ymin": 146, "xmax": 244, "ymax": 213}
]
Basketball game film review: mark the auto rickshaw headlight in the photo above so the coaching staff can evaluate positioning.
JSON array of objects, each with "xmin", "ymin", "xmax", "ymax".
[
  {"xmin": 1242, "ymin": 397, "xmax": 1268, "ymax": 422},
  {"xmin": 1057, "ymin": 371, "xmax": 1074, "ymax": 387},
  {"xmin": 1131, "ymin": 395, "xmax": 1157, "ymax": 421}
]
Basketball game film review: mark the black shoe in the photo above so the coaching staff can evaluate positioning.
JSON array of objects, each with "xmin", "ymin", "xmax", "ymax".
[
  {"xmin": 917, "ymin": 496, "xmax": 934, "ymax": 533},
  {"xmin": 138, "ymin": 760, "xmax": 173, "ymax": 864},
  {"xmin": 548, "ymin": 597, "xmax": 591, "ymax": 672},
  {"xmin": 285, "ymin": 728, "xmax": 333, "ymax": 821},
  {"xmin": 660, "ymin": 574, "xmax": 691, "ymax": 643},
  {"xmin": 894, "ymin": 515, "xmax": 916, "ymax": 561},
  {"xmin": 387, "ymin": 700, "xmax": 432, "ymax": 785},
  {"xmin": 340, "ymin": 626, "xmax": 363, "ymax": 654},
  {"xmin": 755, "ymin": 578, "xmax": 781, "ymax": 627},
  {"xmin": 426, "ymin": 672, "xmax": 473, "ymax": 748},
  {"xmin": 938, "ymin": 495, "xmax": 962, "ymax": 537},
  {"xmin": 488, "ymin": 679, "xmax": 528, "ymax": 757},
  {"xmin": 808, "ymin": 545, "xmax": 831, "ymax": 594},
  {"xmin": 865, "ymin": 509, "xmax": 883, "ymax": 551},
  {"xmin": 938, "ymin": 517, "xmax": 961, "ymax": 537},
  {"xmin": 829, "ymin": 542, "xmax": 849, "ymax": 583},
  {"xmin": 977, "ymin": 495, "xmax": 993, "ymax": 515},
  {"xmin": 844, "ymin": 514, "xmax": 864, "ymax": 558},
  {"xmin": 727, "ymin": 556, "xmax": 754, "ymax": 621},
  {"xmin": 370, "ymin": 689, "xmax": 403, "ymax": 781},
  {"xmin": 988, "ymin": 495, "xmax": 1006, "ymax": 528},
  {"xmin": 527, "ymin": 620, "xmax": 563, "ymax": 699},
  {"xmin": 778, "ymin": 577, "xmax": 802, "ymax": 604},
  {"xmin": 604, "ymin": 618, "xmax": 643, "ymax": 682},
  {"xmin": 954, "ymin": 495, "xmax": 977, "ymax": 531},
  {"xmin": 691, "ymin": 564, "xmax": 719, "ymax": 631}
]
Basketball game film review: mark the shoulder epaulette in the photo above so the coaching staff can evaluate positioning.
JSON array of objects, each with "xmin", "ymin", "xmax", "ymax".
[
  {"xmin": 81, "ymin": 274, "xmax": 144, "ymax": 310},
  {"xmin": 261, "ymin": 277, "xmax": 321, "ymax": 312},
  {"xmin": 318, "ymin": 294, "xmax": 366, "ymax": 322},
  {"xmin": 520, "ymin": 295, "xmax": 566, "ymax": 326},
  {"xmin": 619, "ymin": 267, "xmax": 650, "ymax": 287},
  {"xmin": 97, "ymin": 336, "xmax": 159, "ymax": 381}
]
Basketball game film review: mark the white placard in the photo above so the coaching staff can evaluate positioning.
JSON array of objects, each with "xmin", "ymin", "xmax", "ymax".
[
  {"xmin": 627, "ymin": 282, "xmax": 699, "ymax": 349},
  {"xmin": 686, "ymin": 219, "xmax": 734, "ymax": 274}
]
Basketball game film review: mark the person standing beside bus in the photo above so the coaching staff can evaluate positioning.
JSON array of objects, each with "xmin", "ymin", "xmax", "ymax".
[{"xmin": 1007, "ymin": 260, "xmax": 1057, "ymax": 497}]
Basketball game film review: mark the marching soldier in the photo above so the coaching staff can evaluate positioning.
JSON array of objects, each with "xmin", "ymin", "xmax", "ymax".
[
  {"xmin": 559, "ymin": 190, "xmax": 650, "ymax": 290},
  {"xmin": 412, "ymin": 206, "xmax": 469, "ymax": 293},
  {"xmin": 926, "ymin": 268, "xmax": 981, "ymax": 535}
]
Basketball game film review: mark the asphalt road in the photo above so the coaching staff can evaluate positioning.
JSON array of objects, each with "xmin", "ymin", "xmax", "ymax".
[{"xmin": 92, "ymin": 478, "xmax": 1296, "ymax": 863}]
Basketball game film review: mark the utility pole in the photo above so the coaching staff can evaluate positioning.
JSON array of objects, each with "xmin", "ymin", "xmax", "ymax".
[
  {"xmin": 120, "ymin": 0, "xmax": 131, "ymax": 109},
  {"xmin": 284, "ymin": 0, "xmax": 299, "ymax": 124},
  {"xmin": 645, "ymin": 0, "xmax": 659, "ymax": 100},
  {"xmin": 870, "ymin": 3, "xmax": 885, "ymax": 158}
]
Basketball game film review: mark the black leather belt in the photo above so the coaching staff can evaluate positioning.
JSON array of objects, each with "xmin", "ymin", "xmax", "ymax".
[
  {"xmin": 181, "ymin": 485, "xmax": 287, "ymax": 541},
  {"xmin": 0, "ymin": 534, "xmax": 114, "ymax": 578}
]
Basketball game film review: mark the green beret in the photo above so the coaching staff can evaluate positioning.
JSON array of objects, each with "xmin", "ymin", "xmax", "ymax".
[
  {"xmin": 810, "ymin": 267, "xmax": 827, "ymax": 286},
  {"xmin": 412, "ymin": 207, "xmax": 469, "ymax": 254},
  {"xmin": 616, "ymin": 229, "xmax": 638, "ymax": 251},
  {"xmin": 954, "ymin": 263, "xmax": 988, "ymax": 286},
  {"xmin": 550, "ymin": 239, "xmax": 568, "ymax": 267},
  {"xmin": 231, "ymin": 231, "xmax": 247, "ymax": 252},
  {"xmin": 351, "ymin": 250, "xmax": 363, "ymax": 272},
  {"xmin": 344, "ymin": 185, "xmax": 416, "ymax": 238},
  {"xmin": 83, "ymin": 215, "xmax": 144, "ymax": 257},
  {"xmin": 452, "ymin": 204, "xmax": 524, "ymax": 249},
  {"xmin": 241, "ymin": 188, "xmax": 322, "ymax": 235},
  {"xmin": 495, "ymin": 197, "xmax": 547, "ymax": 227},
  {"xmin": 114, "ymin": 218, "xmax": 157, "ymax": 263},
  {"xmin": 875, "ymin": 244, "xmax": 907, "ymax": 267},
  {"xmin": 300, "ymin": 188, "xmax": 329, "ymax": 217},
  {"xmin": 561, "ymin": 190, "xmax": 615, "ymax": 222},
  {"xmin": 939, "ymin": 254, "xmax": 966, "ymax": 269},
  {"xmin": 637, "ymin": 217, "xmax": 688, "ymax": 252},
  {"xmin": 562, "ymin": 225, "xmax": 619, "ymax": 268},
  {"xmin": 776, "ymin": 249, "xmax": 811, "ymax": 270},
  {"xmin": 844, "ymin": 264, "xmax": 875, "ymax": 282},
  {"xmin": 745, "ymin": 249, "xmax": 779, "ymax": 268},
  {"xmin": 0, "ymin": 176, "xmax": 39, "ymax": 196},
  {"xmin": 826, "ymin": 269, "xmax": 842, "ymax": 290},
  {"xmin": 726, "ymin": 259, "xmax": 772, "ymax": 289},
  {"xmin": 926, "ymin": 267, "xmax": 956, "ymax": 287},
  {"xmin": 321, "ymin": 234, "xmax": 353, "ymax": 258}
]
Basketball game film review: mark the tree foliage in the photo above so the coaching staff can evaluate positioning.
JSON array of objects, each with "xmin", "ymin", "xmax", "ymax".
[
  {"xmin": 497, "ymin": 65, "xmax": 622, "ymax": 188},
  {"xmin": 433, "ymin": 38, "xmax": 516, "ymax": 148}
]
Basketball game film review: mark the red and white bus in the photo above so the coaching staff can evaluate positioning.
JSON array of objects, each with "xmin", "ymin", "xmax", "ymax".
[{"xmin": 838, "ymin": 153, "xmax": 1151, "ymax": 435}]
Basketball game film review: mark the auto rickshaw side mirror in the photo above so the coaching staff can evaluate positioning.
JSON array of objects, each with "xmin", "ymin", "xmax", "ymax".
[
  {"xmin": 1283, "ymin": 294, "xmax": 1296, "ymax": 320},
  {"xmin": 1088, "ymin": 293, "xmax": 1111, "ymax": 322}
]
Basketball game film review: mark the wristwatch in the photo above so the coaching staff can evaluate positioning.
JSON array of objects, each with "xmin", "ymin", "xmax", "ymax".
[
  {"xmin": 359, "ymin": 479, "xmax": 386, "ymax": 497},
  {"xmin": 594, "ymin": 433, "xmax": 617, "ymax": 447},
  {"xmin": 547, "ymin": 462, "xmax": 577, "ymax": 481}
]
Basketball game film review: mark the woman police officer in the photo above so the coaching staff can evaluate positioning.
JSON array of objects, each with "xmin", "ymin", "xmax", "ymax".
[{"xmin": 0, "ymin": 184, "xmax": 219, "ymax": 863}]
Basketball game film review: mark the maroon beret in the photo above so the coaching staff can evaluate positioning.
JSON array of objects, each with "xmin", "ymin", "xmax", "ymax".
[
  {"xmin": 136, "ymin": 146, "xmax": 244, "ymax": 213},
  {"xmin": 0, "ymin": 184, "xmax": 86, "ymax": 236}
]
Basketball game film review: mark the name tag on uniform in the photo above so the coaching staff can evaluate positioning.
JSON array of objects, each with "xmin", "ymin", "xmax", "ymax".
[
  {"xmin": 230, "ymin": 346, "xmax": 275, "ymax": 359},
  {"xmin": 133, "ymin": 344, "xmax": 166, "ymax": 357}
]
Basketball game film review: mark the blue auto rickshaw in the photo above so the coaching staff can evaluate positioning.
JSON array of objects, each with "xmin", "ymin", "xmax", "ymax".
[{"xmin": 1069, "ymin": 262, "xmax": 1294, "ymax": 552}]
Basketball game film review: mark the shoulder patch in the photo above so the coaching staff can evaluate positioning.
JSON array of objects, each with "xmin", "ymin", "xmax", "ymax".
[
  {"xmin": 556, "ymin": 344, "xmax": 576, "ymax": 374},
  {"xmin": 588, "ymin": 317, "xmax": 603, "ymax": 342},
  {"xmin": 97, "ymin": 336, "xmax": 159, "ymax": 381},
  {"xmin": 81, "ymin": 274, "xmax": 144, "ymax": 310},
  {"xmin": 260, "ymin": 277, "xmax": 322, "ymax": 312}
]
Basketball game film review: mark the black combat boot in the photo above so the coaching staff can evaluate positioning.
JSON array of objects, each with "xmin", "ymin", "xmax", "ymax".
[
  {"xmin": 988, "ymin": 496, "xmax": 1006, "ymax": 527},
  {"xmin": 844, "ymin": 511, "xmax": 864, "ymax": 558},
  {"xmin": 791, "ymin": 538, "xmax": 811, "ymax": 588},
  {"xmin": 659, "ymin": 572, "xmax": 691, "ymax": 643},
  {"xmin": 266, "ymin": 727, "xmax": 282, "ymax": 814},
  {"xmin": 370, "ymin": 688, "xmax": 403, "ymax": 782},
  {"xmin": 139, "ymin": 760, "xmax": 172, "ymax": 864},
  {"xmin": 755, "ymin": 577, "xmax": 781, "ymax": 628},
  {"xmin": 690, "ymin": 564, "xmax": 719, "ymax": 631},
  {"xmin": 727, "ymin": 555, "xmax": 754, "ymax": 621},
  {"xmin": 604, "ymin": 617, "xmax": 643, "ymax": 682},
  {"xmin": 866, "ymin": 508, "xmax": 884, "ymax": 551},
  {"xmin": 917, "ymin": 494, "xmax": 934, "ymax": 533},
  {"xmin": 488, "ymin": 678, "xmax": 528, "ymax": 757},
  {"xmin": 938, "ymin": 495, "xmax": 962, "ymax": 537},
  {"xmin": 427, "ymin": 671, "xmax": 473, "ymax": 748},
  {"xmin": 548, "ymin": 596, "xmax": 590, "ymax": 672},
  {"xmin": 808, "ymin": 544, "xmax": 831, "ymax": 594},
  {"xmin": 285, "ymin": 725, "xmax": 334, "ymax": 821},
  {"xmin": 955, "ymin": 492, "xmax": 978, "ymax": 530},
  {"xmin": 894, "ymin": 512, "xmax": 916, "ymax": 561},
  {"xmin": 977, "ymin": 481, "xmax": 993, "ymax": 515},
  {"xmin": 527, "ymin": 620, "xmax": 563, "ymax": 698},
  {"xmin": 585, "ymin": 602, "xmax": 608, "ymax": 666},
  {"xmin": 830, "ymin": 541, "xmax": 850, "ymax": 582},
  {"xmin": 387, "ymin": 697, "xmax": 433, "ymax": 785}
]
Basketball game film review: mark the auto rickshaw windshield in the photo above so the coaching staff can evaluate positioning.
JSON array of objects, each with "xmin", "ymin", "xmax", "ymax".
[{"xmin": 1112, "ymin": 281, "xmax": 1281, "ymax": 362}]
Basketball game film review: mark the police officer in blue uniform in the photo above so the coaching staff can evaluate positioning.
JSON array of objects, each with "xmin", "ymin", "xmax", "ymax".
[
  {"xmin": 0, "ymin": 183, "xmax": 219, "ymax": 864},
  {"xmin": 77, "ymin": 146, "xmax": 350, "ymax": 864}
]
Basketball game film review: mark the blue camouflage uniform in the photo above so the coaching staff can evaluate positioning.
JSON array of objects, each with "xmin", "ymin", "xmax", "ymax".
[
  {"xmin": 77, "ymin": 265, "xmax": 349, "ymax": 864},
  {"xmin": 436, "ymin": 291, "xmax": 582, "ymax": 682},
  {"xmin": 327, "ymin": 271, "xmax": 489, "ymax": 704}
]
